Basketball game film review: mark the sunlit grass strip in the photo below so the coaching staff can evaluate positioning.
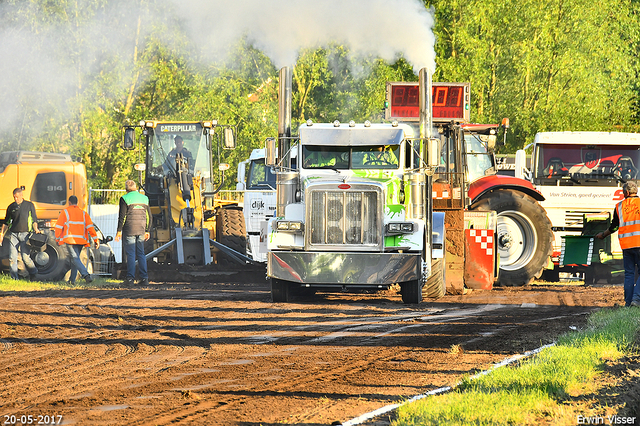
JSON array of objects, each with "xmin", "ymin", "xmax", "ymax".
[
  {"xmin": 0, "ymin": 275, "xmax": 122, "ymax": 291},
  {"xmin": 392, "ymin": 308, "xmax": 640, "ymax": 426}
]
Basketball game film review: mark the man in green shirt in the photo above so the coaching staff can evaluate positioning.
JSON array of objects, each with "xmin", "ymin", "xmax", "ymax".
[{"xmin": 115, "ymin": 180, "xmax": 152, "ymax": 286}]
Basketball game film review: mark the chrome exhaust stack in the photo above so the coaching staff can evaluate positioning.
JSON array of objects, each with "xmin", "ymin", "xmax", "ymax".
[
  {"xmin": 419, "ymin": 67, "xmax": 434, "ymax": 256},
  {"xmin": 276, "ymin": 67, "xmax": 297, "ymax": 217},
  {"xmin": 278, "ymin": 67, "xmax": 292, "ymax": 168}
]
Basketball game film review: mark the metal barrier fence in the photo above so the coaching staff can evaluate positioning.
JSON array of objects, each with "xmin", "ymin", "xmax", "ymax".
[
  {"xmin": 86, "ymin": 188, "xmax": 246, "ymax": 268},
  {"xmin": 88, "ymin": 189, "xmax": 125, "ymax": 266},
  {"xmin": 218, "ymin": 190, "xmax": 244, "ymax": 203}
]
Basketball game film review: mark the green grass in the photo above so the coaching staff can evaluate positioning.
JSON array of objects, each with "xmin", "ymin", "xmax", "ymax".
[
  {"xmin": 0, "ymin": 275, "xmax": 124, "ymax": 291},
  {"xmin": 393, "ymin": 307, "xmax": 640, "ymax": 426}
]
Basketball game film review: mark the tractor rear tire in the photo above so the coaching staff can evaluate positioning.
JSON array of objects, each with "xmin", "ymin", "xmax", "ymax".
[
  {"xmin": 217, "ymin": 208, "xmax": 247, "ymax": 256},
  {"xmin": 470, "ymin": 189, "xmax": 553, "ymax": 286}
]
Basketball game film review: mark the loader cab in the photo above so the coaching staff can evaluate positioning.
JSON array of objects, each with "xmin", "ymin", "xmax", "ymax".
[
  {"xmin": 146, "ymin": 123, "xmax": 210, "ymax": 181},
  {"xmin": 140, "ymin": 122, "xmax": 214, "ymax": 207}
]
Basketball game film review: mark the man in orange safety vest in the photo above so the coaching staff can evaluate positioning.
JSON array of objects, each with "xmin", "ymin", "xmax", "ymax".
[
  {"xmin": 55, "ymin": 195, "xmax": 100, "ymax": 284},
  {"xmin": 596, "ymin": 181, "xmax": 640, "ymax": 307}
]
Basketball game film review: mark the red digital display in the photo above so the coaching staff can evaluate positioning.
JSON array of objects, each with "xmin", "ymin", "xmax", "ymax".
[{"xmin": 386, "ymin": 82, "xmax": 469, "ymax": 122}]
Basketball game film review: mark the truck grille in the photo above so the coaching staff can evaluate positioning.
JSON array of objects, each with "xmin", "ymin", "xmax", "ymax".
[{"xmin": 308, "ymin": 188, "xmax": 381, "ymax": 250}]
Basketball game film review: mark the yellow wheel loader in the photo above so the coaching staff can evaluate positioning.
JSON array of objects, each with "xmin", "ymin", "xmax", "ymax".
[{"xmin": 122, "ymin": 121, "xmax": 257, "ymax": 280}]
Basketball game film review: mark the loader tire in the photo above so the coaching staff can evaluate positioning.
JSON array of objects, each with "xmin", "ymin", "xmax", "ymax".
[
  {"xmin": 470, "ymin": 189, "xmax": 553, "ymax": 286},
  {"xmin": 32, "ymin": 232, "xmax": 69, "ymax": 281},
  {"xmin": 217, "ymin": 208, "xmax": 247, "ymax": 256}
]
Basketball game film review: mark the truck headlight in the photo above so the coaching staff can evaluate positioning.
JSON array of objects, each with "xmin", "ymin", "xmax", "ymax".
[
  {"xmin": 276, "ymin": 221, "xmax": 304, "ymax": 232},
  {"xmin": 385, "ymin": 222, "xmax": 415, "ymax": 235}
]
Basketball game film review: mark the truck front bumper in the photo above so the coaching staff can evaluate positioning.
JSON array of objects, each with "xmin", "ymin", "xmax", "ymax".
[{"xmin": 268, "ymin": 251, "xmax": 421, "ymax": 286}]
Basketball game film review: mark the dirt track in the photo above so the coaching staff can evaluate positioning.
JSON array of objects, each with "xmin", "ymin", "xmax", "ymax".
[{"xmin": 0, "ymin": 277, "xmax": 625, "ymax": 425}]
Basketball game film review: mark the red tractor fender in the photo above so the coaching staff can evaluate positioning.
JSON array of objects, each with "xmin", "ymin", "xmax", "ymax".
[{"xmin": 468, "ymin": 175, "xmax": 545, "ymax": 204}]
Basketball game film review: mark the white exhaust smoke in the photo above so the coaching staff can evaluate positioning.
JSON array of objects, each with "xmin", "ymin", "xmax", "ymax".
[
  {"xmin": 170, "ymin": 0, "xmax": 436, "ymax": 73},
  {"xmin": 0, "ymin": 0, "xmax": 436, "ymax": 136}
]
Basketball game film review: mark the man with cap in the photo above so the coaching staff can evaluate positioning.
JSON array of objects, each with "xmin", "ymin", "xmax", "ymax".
[
  {"xmin": 55, "ymin": 195, "xmax": 99, "ymax": 284},
  {"xmin": 163, "ymin": 135, "xmax": 194, "ymax": 176},
  {"xmin": 596, "ymin": 181, "xmax": 640, "ymax": 306}
]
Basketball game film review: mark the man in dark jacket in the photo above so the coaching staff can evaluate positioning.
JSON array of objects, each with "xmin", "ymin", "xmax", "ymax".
[
  {"xmin": 0, "ymin": 187, "xmax": 40, "ymax": 280},
  {"xmin": 115, "ymin": 180, "xmax": 151, "ymax": 285}
]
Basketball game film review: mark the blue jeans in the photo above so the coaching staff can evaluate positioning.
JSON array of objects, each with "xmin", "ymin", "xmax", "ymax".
[
  {"xmin": 9, "ymin": 232, "xmax": 38, "ymax": 279},
  {"xmin": 66, "ymin": 244, "xmax": 89, "ymax": 283},
  {"xmin": 622, "ymin": 248, "xmax": 640, "ymax": 306},
  {"xmin": 124, "ymin": 235, "xmax": 147, "ymax": 280}
]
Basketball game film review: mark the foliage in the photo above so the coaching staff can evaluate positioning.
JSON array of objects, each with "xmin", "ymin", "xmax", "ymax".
[
  {"xmin": 1, "ymin": 0, "xmax": 639, "ymax": 188},
  {"xmin": 430, "ymin": 0, "xmax": 640, "ymax": 151}
]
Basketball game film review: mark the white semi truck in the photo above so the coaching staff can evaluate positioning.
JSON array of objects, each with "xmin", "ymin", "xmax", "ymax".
[{"xmin": 236, "ymin": 149, "xmax": 279, "ymax": 262}]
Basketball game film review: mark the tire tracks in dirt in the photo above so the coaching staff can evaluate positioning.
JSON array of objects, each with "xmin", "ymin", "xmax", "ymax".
[{"xmin": 119, "ymin": 305, "xmax": 525, "ymax": 425}]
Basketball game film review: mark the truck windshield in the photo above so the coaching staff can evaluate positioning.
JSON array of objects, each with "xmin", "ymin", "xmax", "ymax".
[
  {"xmin": 148, "ymin": 123, "xmax": 210, "ymax": 179},
  {"xmin": 534, "ymin": 144, "xmax": 640, "ymax": 184},
  {"xmin": 464, "ymin": 134, "xmax": 495, "ymax": 182},
  {"xmin": 302, "ymin": 145, "xmax": 399, "ymax": 170},
  {"xmin": 247, "ymin": 159, "xmax": 276, "ymax": 190}
]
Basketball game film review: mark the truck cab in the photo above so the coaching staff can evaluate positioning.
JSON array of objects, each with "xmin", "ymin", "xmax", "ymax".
[
  {"xmin": 266, "ymin": 120, "xmax": 444, "ymax": 303},
  {"xmin": 515, "ymin": 131, "xmax": 640, "ymax": 282}
]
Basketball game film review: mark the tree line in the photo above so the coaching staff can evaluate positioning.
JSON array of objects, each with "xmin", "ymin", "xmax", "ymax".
[{"xmin": 0, "ymin": 0, "xmax": 638, "ymax": 190}]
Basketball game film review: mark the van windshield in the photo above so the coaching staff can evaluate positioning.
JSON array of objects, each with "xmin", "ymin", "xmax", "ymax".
[{"xmin": 534, "ymin": 144, "xmax": 640, "ymax": 184}]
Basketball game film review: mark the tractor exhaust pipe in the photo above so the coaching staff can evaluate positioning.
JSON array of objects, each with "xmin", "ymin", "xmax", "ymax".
[
  {"xmin": 276, "ymin": 66, "xmax": 296, "ymax": 217},
  {"xmin": 419, "ymin": 67, "xmax": 434, "ymax": 261},
  {"xmin": 419, "ymin": 68, "xmax": 432, "ymax": 140},
  {"xmin": 278, "ymin": 67, "xmax": 292, "ymax": 167}
]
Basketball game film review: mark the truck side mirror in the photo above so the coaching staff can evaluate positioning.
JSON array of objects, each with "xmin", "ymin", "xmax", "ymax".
[
  {"xmin": 265, "ymin": 138, "xmax": 277, "ymax": 166},
  {"xmin": 427, "ymin": 138, "xmax": 440, "ymax": 168},
  {"xmin": 236, "ymin": 160, "xmax": 247, "ymax": 191},
  {"xmin": 515, "ymin": 149, "xmax": 529, "ymax": 180},
  {"xmin": 123, "ymin": 127, "xmax": 136, "ymax": 150},
  {"xmin": 223, "ymin": 127, "xmax": 236, "ymax": 149}
]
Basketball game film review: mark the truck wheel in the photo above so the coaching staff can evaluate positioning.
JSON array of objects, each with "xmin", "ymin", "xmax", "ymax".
[
  {"xmin": 470, "ymin": 189, "xmax": 553, "ymax": 286},
  {"xmin": 32, "ymin": 233, "xmax": 69, "ymax": 281},
  {"xmin": 401, "ymin": 280, "xmax": 422, "ymax": 304},
  {"xmin": 217, "ymin": 208, "xmax": 247, "ymax": 255},
  {"xmin": 423, "ymin": 258, "xmax": 446, "ymax": 299},
  {"xmin": 271, "ymin": 278, "xmax": 291, "ymax": 302}
]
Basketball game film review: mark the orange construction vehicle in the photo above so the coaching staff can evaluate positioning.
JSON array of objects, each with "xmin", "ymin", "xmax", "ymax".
[{"xmin": 0, "ymin": 151, "xmax": 113, "ymax": 280}]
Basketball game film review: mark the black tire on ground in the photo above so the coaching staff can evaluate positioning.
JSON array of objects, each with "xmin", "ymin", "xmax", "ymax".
[
  {"xmin": 540, "ymin": 267, "xmax": 560, "ymax": 283},
  {"xmin": 401, "ymin": 280, "xmax": 422, "ymax": 304},
  {"xmin": 271, "ymin": 278, "xmax": 291, "ymax": 302},
  {"xmin": 470, "ymin": 189, "xmax": 553, "ymax": 286},
  {"xmin": 584, "ymin": 268, "xmax": 595, "ymax": 285},
  {"xmin": 423, "ymin": 257, "xmax": 446, "ymax": 299},
  {"xmin": 217, "ymin": 208, "xmax": 247, "ymax": 256},
  {"xmin": 32, "ymin": 232, "xmax": 69, "ymax": 281}
]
